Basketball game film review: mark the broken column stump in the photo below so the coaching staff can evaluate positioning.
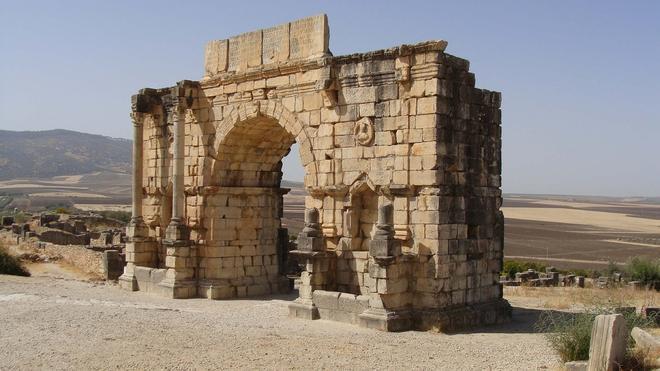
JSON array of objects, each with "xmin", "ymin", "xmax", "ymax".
[{"xmin": 587, "ymin": 314, "xmax": 627, "ymax": 371}]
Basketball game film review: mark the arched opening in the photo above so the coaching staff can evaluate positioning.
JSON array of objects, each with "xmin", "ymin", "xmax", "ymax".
[
  {"xmin": 280, "ymin": 142, "xmax": 306, "ymax": 238},
  {"xmin": 199, "ymin": 115, "xmax": 307, "ymax": 298},
  {"xmin": 211, "ymin": 116, "xmax": 296, "ymax": 188}
]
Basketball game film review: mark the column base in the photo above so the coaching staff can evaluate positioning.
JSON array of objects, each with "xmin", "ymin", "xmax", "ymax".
[
  {"xmin": 165, "ymin": 219, "xmax": 190, "ymax": 242},
  {"xmin": 198, "ymin": 280, "xmax": 235, "ymax": 299},
  {"xmin": 358, "ymin": 308, "xmax": 412, "ymax": 332},
  {"xmin": 127, "ymin": 217, "xmax": 149, "ymax": 239},
  {"xmin": 118, "ymin": 273, "xmax": 138, "ymax": 291},
  {"xmin": 288, "ymin": 299, "xmax": 320, "ymax": 320},
  {"xmin": 157, "ymin": 279, "xmax": 197, "ymax": 299}
]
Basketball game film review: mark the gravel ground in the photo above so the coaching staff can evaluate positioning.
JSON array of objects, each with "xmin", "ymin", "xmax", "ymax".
[{"xmin": 0, "ymin": 274, "xmax": 559, "ymax": 370}]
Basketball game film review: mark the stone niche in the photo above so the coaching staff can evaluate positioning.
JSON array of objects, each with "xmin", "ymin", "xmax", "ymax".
[{"xmin": 121, "ymin": 13, "xmax": 510, "ymax": 332}]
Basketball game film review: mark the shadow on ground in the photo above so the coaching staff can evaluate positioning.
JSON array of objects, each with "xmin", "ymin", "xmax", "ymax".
[{"xmin": 454, "ymin": 306, "xmax": 576, "ymax": 335}]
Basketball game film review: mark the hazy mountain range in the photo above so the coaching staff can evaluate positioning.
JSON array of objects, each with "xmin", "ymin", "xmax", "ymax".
[
  {"xmin": 0, "ymin": 129, "xmax": 132, "ymax": 180},
  {"xmin": 0, "ymin": 129, "xmax": 307, "ymax": 188}
]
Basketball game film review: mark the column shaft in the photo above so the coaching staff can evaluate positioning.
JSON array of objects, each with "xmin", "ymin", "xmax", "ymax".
[
  {"xmin": 171, "ymin": 107, "xmax": 185, "ymax": 221},
  {"xmin": 131, "ymin": 113, "xmax": 144, "ymax": 220}
]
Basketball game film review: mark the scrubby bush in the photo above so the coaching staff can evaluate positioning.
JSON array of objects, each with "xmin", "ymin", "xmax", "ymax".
[
  {"xmin": 626, "ymin": 257, "xmax": 660, "ymax": 286},
  {"xmin": 536, "ymin": 307, "xmax": 657, "ymax": 362},
  {"xmin": 536, "ymin": 311, "xmax": 593, "ymax": 362},
  {"xmin": 0, "ymin": 243, "xmax": 30, "ymax": 277}
]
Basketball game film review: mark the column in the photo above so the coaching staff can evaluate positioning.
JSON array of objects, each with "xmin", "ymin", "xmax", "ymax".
[
  {"xmin": 165, "ymin": 102, "xmax": 189, "ymax": 242},
  {"xmin": 160, "ymin": 101, "xmax": 195, "ymax": 299},
  {"xmin": 288, "ymin": 208, "xmax": 328, "ymax": 320},
  {"xmin": 120, "ymin": 110, "xmax": 154, "ymax": 291},
  {"xmin": 128, "ymin": 112, "xmax": 146, "ymax": 235}
]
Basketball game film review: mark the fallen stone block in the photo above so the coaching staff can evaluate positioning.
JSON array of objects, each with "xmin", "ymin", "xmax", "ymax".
[
  {"xmin": 631, "ymin": 326, "xmax": 660, "ymax": 356},
  {"xmin": 564, "ymin": 360, "xmax": 588, "ymax": 371},
  {"xmin": 587, "ymin": 314, "xmax": 627, "ymax": 371}
]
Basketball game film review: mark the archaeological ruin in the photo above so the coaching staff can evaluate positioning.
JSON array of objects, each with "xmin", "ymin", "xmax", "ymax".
[{"xmin": 119, "ymin": 14, "xmax": 509, "ymax": 331}]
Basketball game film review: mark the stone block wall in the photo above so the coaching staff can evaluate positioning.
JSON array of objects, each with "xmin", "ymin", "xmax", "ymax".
[{"xmin": 197, "ymin": 187, "xmax": 285, "ymax": 298}]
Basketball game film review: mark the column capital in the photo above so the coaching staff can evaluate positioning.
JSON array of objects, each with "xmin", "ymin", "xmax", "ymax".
[
  {"xmin": 130, "ymin": 111, "xmax": 146, "ymax": 127},
  {"xmin": 172, "ymin": 97, "xmax": 189, "ymax": 114}
]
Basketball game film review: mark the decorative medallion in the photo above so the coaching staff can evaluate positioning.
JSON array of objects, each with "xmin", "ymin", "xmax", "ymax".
[
  {"xmin": 184, "ymin": 109, "xmax": 197, "ymax": 124},
  {"xmin": 354, "ymin": 117, "xmax": 375, "ymax": 146}
]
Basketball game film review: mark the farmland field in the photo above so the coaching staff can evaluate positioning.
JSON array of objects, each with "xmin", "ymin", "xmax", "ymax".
[{"xmin": 503, "ymin": 195, "xmax": 660, "ymax": 269}]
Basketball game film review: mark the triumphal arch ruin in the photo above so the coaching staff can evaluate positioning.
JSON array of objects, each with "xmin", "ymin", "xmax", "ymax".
[{"xmin": 120, "ymin": 14, "xmax": 509, "ymax": 331}]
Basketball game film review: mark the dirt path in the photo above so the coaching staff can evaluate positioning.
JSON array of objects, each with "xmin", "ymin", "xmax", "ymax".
[
  {"xmin": 24, "ymin": 261, "xmax": 94, "ymax": 281},
  {"xmin": 0, "ymin": 275, "xmax": 560, "ymax": 370}
]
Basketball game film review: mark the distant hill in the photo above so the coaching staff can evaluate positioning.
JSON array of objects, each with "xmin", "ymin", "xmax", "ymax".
[{"xmin": 0, "ymin": 129, "xmax": 131, "ymax": 180}]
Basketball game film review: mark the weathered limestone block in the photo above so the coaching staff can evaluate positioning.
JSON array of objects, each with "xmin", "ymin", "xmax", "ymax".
[
  {"xmin": 102, "ymin": 250, "xmax": 124, "ymax": 281},
  {"xmin": 587, "ymin": 314, "xmax": 628, "ymax": 371},
  {"xmin": 289, "ymin": 14, "xmax": 329, "ymax": 59},
  {"xmin": 631, "ymin": 326, "xmax": 660, "ymax": 362}
]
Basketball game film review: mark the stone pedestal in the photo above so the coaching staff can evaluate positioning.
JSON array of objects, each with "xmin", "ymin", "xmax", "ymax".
[
  {"xmin": 119, "ymin": 265, "xmax": 140, "ymax": 291},
  {"xmin": 289, "ymin": 209, "xmax": 330, "ymax": 320},
  {"xmin": 119, "ymin": 217, "xmax": 155, "ymax": 291},
  {"xmin": 358, "ymin": 308, "xmax": 412, "ymax": 332},
  {"xmin": 289, "ymin": 299, "xmax": 320, "ymax": 320},
  {"xmin": 165, "ymin": 219, "xmax": 190, "ymax": 242},
  {"xmin": 160, "ymin": 230, "xmax": 196, "ymax": 299}
]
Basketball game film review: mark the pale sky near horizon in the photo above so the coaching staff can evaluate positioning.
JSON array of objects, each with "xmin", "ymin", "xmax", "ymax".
[{"xmin": 1, "ymin": 1, "xmax": 659, "ymax": 197}]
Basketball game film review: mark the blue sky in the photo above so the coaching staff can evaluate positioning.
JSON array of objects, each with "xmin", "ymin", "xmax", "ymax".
[{"xmin": 1, "ymin": 1, "xmax": 658, "ymax": 196}]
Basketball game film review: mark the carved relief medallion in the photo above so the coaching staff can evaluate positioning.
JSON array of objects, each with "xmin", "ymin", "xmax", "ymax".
[
  {"xmin": 184, "ymin": 109, "xmax": 197, "ymax": 124},
  {"xmin": 354, "ymin": 117, "xmax": 375, "ymax": 146}
]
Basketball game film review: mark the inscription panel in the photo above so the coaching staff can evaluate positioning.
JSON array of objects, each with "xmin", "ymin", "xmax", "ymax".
[
  {"xmin": 290, "ymin": 14, "xmax": 329, "ymax": 60},
  {"xmin": 228, "ymin": 37, "xmax": 240, "ymax": 72},
  {"xmin": 206, "ymin": 14, "xmax": 329, "ymax": 76},
  {"xmin": 262, "ymin": 23, "xmax": 289, "ymax": 64},
  {"xmin": 228, "ymin": 31, "xmax": 262, "ymax": 72},
  {"xmin": 204, "ymin": 39, "xmax": 228, "ymax": 77},
  {"xmin": 241, "ymin": 30, "xmax": 262, "ymax": 69}
]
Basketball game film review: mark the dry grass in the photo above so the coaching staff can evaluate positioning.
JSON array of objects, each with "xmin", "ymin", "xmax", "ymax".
[{"xmin": 505, "ymin": 286, "xmax": 660, "ymax": 311}]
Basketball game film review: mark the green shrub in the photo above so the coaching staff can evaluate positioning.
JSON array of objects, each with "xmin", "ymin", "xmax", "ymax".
[
  {"xmin": 13, "ymin": 212, "xmax": 29, "ymax": 224},
  {"xmin": 536, "ymin": 307, "xmax": 658, "ymax": 362},
  {"xmin": 0, "ymin": 244, "xmax": 30, "ymax": 277},
  {"xmin": 605, "ymin": 260, "xmax": 623, "ymax": 277},
  {"xmin": 54, "ymin": 207, "xmax": 71, "ymax": 214},
  {"xmin": 96, "ymin": 210, "xmax": 131, "ymax": 224},
  {"xmin": 626, "ymin": 257, "xmax": 660, "ymax": 285}
]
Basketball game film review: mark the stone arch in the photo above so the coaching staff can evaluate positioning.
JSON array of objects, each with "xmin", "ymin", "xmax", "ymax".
[
  {"xmin": 194, "ymin": 100, "xmax": 320, "ymax": 298},
  {"xmin": 206, "ymin": 101, "xmax": 317, "ymax": 187}
]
